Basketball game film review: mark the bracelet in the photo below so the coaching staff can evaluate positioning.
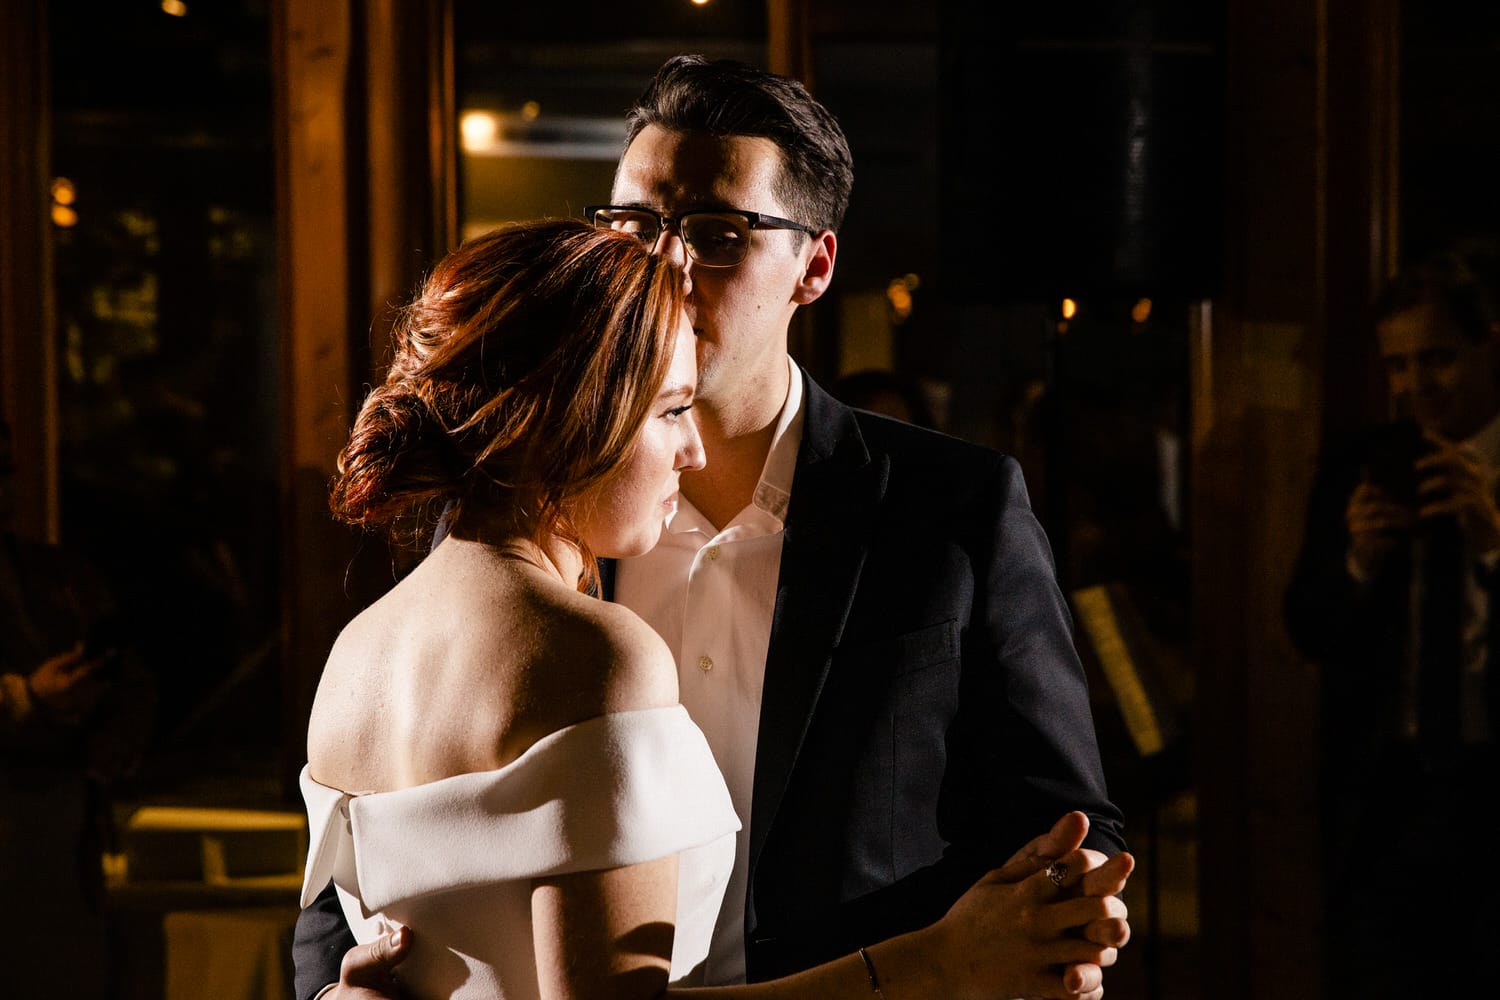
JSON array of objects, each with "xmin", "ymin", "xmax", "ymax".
[{"xmin": 858, "ymin": 946, "xmax": 888, "ymax": 1000}]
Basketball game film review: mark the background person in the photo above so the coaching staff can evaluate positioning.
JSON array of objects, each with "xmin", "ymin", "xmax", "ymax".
[
  {"xmin": 0, "ymin": 417, "xmax": 155, "ymax": 1000},
  {"xmin": 1285, "ymin": 248, "xmax": 1500, "ymax": 998}
]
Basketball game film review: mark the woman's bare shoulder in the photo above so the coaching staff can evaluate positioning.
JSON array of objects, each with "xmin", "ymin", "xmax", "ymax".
[
  {"xmin": 533, "ymin": 588, "xmax": 680, "ymax": 716},
  {"xmin": 306, "ymin": 551, "xmax": 679, "ymax": 788}
]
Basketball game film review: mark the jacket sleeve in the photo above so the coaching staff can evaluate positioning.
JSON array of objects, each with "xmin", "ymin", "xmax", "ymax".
[
  {"xmin": 292, "ymin": 879, "xmax": 357, "ymax": 1000},
  {"xmin": 748, "ymin": 452, "xmax": 1126, "ymax": 979},
  {"xmin": 961, "ymin": 454, "xmax": 1127, "ymax": 854}
]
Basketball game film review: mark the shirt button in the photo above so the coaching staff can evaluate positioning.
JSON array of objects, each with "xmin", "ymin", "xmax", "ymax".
[
  {"xmin": 707, "ymin": 545, "xmax": 721, "ymax": 561},
  {"xmin": 698, "ymin": 655, "xmax": 714, "ymax": 673}
]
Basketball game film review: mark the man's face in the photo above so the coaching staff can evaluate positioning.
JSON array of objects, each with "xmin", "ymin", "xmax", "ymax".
[
  {"xmin": 610, "ymin": 125, "xmax": 830, "ymax": 415},
  {"xmin": 1376, "ymin": 300, "xmax": 1500, "ymax": 440}
]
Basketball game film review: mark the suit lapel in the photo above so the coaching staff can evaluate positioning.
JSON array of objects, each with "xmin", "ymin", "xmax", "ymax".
[{"xmin": 748, "ymin": 374, "xmax": 889, "ymax": 879}]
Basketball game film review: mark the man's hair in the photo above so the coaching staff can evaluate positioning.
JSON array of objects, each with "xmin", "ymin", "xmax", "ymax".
[
  {"xmin": 1373, "ymin": 250, "xmax": 1500, "ymax": 344},
  {"xmin": 623, "ymin": 54, "xmax": 854, "ymax": 233}
]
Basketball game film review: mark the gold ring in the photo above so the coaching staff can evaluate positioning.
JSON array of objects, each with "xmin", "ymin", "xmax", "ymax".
[{"xmin": 1044, "ymin": 861, "xmax": 1068, "ymax": 886}]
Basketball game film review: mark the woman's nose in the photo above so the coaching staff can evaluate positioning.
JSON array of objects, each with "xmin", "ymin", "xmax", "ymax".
[{"xmin": 678, "ymin": 418, "xmax": 707, "ymax": 472}]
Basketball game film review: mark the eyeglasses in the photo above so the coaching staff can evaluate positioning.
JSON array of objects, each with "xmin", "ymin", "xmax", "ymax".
[{"xmin": 584, "ymin": 205, "xmax": 818, "ymax": 268}]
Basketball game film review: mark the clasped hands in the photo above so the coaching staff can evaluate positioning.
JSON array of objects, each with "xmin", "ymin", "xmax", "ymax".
[
  {"xmin": 330, "ymin": 810, "xmax": 1134, "ymax": 1000},
  {"xmin": 928, "ymin": 810, "xmax": 1133, "ymax": 1000}
]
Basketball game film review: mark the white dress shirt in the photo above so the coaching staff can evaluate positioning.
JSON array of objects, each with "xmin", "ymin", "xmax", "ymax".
[
  {"xmin": 1459, "ymin": 411, "xmax": 1500, "ymax": 744},
  {"xmin": 614, "ymin": 355, "xmax": 806, "ymax": 984}
]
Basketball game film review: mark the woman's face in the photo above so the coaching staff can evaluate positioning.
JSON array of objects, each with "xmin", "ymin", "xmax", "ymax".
[{"xmin": 575, "ymin": 315, "xmax": 705, "ymax": 558}]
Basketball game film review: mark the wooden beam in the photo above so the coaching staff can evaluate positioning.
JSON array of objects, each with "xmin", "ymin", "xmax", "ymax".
[
  {"xmin": 0, "ymin": 0, "xmax": 58, "ymax": 543},
  {"xmin": 273, "ymin": 0, "xmax": 364, "ymax": 792},
  {"xmin": 272, "ymin": 0, "xmax": 454, "ymax": 793}
]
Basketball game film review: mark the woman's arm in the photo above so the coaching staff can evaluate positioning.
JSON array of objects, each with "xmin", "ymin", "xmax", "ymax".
[
  {"xmin": 533, "ymin": 856, "xmax": 680, "ymax": 1000},
  {"xmin": 670, "ymin": 846, "xmax": 1132, "ymax": 1000},
  {"xmin": 327, "ymin": 812, "xmax": 1132, "ymax": 1000}
]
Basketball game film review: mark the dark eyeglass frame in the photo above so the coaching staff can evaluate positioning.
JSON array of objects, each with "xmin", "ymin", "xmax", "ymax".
[{"xmin": 584, "ymin": 205, "xmax": 819, "ymax": 268}]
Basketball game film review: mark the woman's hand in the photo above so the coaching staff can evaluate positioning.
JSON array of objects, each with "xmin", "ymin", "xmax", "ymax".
[{"xmin": 909, "ymin": 811, "xmax": 1134, "ymax": 1000}]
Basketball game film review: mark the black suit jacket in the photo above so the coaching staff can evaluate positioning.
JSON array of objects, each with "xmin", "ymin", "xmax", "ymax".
[{"xmin": 293, "ymin": 371, "xmax": 1124, "ymax": 996}]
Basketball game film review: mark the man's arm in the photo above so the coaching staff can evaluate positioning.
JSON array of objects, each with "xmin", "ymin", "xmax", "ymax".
[
  {"xmin": 318, "ymin": 813, "xmax": 1133, "ymax": 1000},
  {"xmin": 969, "ymin": 454, "xmax": 1127, "ymax": 850},
  {"xmin": 850, "ymin": 452, "xmax": 1126, "ymax": 934},
  {"xmin": 294, "ymin": 880, "xmax": 359, "ymax": 1000}
]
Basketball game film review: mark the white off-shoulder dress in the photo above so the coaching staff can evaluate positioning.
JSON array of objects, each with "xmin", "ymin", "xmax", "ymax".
[{"xmin": 299, "ymin": 705, "xmax": 740, "ymax": 1000}]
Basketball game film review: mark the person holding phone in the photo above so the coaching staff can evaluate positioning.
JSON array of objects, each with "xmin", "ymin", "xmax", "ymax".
[
  {"xmin": 1, "ymin": 418, "xmax": 155, "ymax": 999},
  {"xmin": 1285, "ymin": 247, "xmax": 1500, "ymax": 997}
]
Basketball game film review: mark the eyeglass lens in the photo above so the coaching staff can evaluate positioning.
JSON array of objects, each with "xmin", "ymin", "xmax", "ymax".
[{"xmin": 595, "ymin": 209, "xmax": 752, "ymax": 267}]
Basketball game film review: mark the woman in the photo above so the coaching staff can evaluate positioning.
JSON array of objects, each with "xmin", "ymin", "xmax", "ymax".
[{"xmin": 300, "ymin": 220, "xmax": 1130, "ymax": 1000}]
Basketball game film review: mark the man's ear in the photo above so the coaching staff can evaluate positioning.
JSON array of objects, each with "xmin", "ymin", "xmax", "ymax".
[{"xmin": 792, "ymin": 230, "xmax": 837, "ymax": 305}]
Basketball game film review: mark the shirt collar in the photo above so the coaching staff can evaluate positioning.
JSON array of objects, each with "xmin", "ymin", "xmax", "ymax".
[
  {"xmin": 753, "ymin": 354, "xmax": 805, "ymax": 521},
  {"xmin": 1464, "ymin": 409, "xmax": 1500, "ymax": 474},
  {"xmin": 667, "ymin": 355, "xmax": 805, "ymax": 535}
]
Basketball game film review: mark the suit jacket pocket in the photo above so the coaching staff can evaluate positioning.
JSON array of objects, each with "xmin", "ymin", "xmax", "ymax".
[
  {"xmin": 824, "ymin": 620, "xmax": 962, "ymax": 893},
  {"xmin": 837, "ymin": 618, "xmax": 960, "ymax": 677}
]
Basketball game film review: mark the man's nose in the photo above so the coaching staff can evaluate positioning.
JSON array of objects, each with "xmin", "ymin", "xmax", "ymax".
[{"xmin": 654, "ymin": 228, "xmax": 692, "ymax": 272}]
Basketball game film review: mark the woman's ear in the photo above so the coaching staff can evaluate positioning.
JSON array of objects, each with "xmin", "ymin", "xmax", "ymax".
[{"xmin": 792, "ymin": 230, "xmax": 837, "ymax": 305}]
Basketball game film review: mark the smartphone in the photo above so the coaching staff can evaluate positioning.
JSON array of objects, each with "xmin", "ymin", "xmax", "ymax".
[
  {"xmin": 80, "ymin": 616, "xmax": 125, "ymax": 666},
  {"xmin": 1363, "ymin": 420, "xmax": 1434, "ymax": 509}
]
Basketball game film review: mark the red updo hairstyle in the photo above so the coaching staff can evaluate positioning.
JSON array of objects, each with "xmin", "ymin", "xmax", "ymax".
[{"xmin": 330, "ymin": 219, "xmax": 686, "ymax": 585}]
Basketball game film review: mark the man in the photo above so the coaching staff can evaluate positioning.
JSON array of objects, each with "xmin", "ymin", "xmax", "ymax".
[
  {"xmin": 1285, "ymin": 250, "xmax": 1500, "ymax": 997},
  {"xmin": 296, "ymin": 55, "xmax": 1126, "ymax": 997}
]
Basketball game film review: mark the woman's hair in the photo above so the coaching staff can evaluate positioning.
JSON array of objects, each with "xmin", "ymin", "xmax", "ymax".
[{"xmin": 330, "ymin": 219, "xmax": 685, "ymax": 579}]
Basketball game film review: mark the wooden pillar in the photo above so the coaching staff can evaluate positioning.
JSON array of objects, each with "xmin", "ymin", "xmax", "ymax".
[
  {"xmin": 1193, "ymin": 1, "xmax": 1397, "ymax": 997},
  {"xmin": 767, "ymin": 0, "xmax": 812, "ymax": 87},
  {"xmin": 272, "ymin": 0, "xmax": 454, "ymax": 792},
  {"xmin": 0, "ymin": 0, "xmax": 58, "ymax": 543},
  {"xmin": 274, "ymin": 0, "xmax": 360, "ymax": 793},
  {"xmin": 363, "ymin": 0, "xmax": 456, "ymax": 361}
]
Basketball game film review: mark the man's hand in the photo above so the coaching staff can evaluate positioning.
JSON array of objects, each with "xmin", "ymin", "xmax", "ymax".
[
  {"xmin": 27, "ymin": 645, "xmax": 111, "ymax": 717},
  {"xmin": 982, "ymin": 811, "xmax": 1135, "ymax": 998},
  {"xmin": 1416, "ymin": 433, "xmax": 1500, "ymax": 553},
  {"xmin": 327, "ymin": 926, "xmax": 411, "ymax": 1000},
  {"xmin": 1345, "ymin": 481, "xmax": 1414, "ymax": 582},
  {"xmin": 934, "ymin": 839, "xmax": 1133, "ymax": 1000}
]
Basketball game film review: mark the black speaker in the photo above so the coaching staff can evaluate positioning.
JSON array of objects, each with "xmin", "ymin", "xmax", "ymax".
[{"xmin": 939, "ymin": 1, "xmax": 1226, "ymax": 302}]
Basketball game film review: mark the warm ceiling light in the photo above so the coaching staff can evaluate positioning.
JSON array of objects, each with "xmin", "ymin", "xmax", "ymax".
[
  {"xmin": 161, "ymin": 0, "xmax": 188, "ymax": 16},
  {"xmin": 691, "ymin": 0, "xmax": 712, "ymax": 6},
  {"xmin": 460, "ymin": 111, "xmax": 500, "ymax": 153},
  {"xmin": 1131, "ymin": 298, "xmax": 1152, "ymax": 323},
  {"xmin": 1061, "ymin": 298, "xmax": 1077, "ymax": 320},
  {"xmin": 51, "ymin": 177, "xmax": 77, "ymax": 206},
  {"xmin": 52, "ymin": 204, "xmax": 78, "ymax": 228}
]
